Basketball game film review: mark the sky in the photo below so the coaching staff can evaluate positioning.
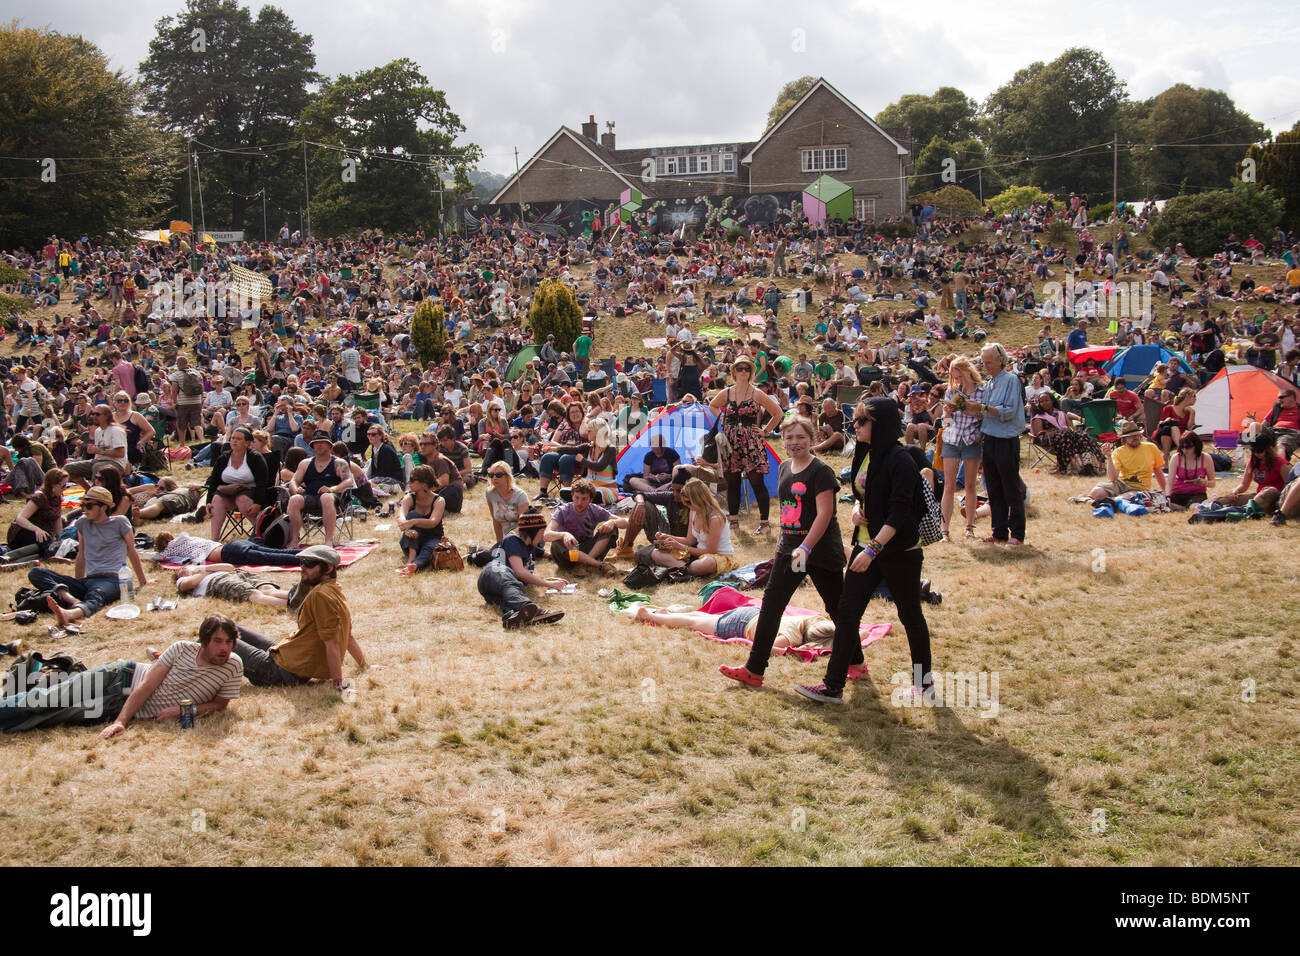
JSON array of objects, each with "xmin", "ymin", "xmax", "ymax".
[{"xmin": 10, "ymin": 0, "xmax": 1300, "ymax": 174}]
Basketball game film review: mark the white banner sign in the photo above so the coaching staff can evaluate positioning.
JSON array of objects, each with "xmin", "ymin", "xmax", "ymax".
[{"xmin": 207, "ymin": 231, "xmax": 244, "ymax": 243}]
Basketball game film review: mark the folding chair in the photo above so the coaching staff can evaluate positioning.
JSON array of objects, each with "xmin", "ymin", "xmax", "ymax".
[
  {"xmin": 1212, "ymin": 430, "xmax": 1244, "ymax": 463},
  {"xmin": 218, "ymin": 508, "xmax": 254, "ymax": 542},
  {"xmin": 651, "ymin": 378, "xmax": 668, "ymax": 406},
  {"xmin": 300, "ymin": 490, "xmax": 360, "ymax": 545}
]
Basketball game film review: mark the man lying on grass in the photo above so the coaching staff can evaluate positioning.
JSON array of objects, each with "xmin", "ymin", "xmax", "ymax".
[
  {"xmin": 477, "ymin": 509, "xmax": 566, "ymax": 629},
  {"xmin": 0, "ymin": 613, "xmax": 242, "ymax": 736}
]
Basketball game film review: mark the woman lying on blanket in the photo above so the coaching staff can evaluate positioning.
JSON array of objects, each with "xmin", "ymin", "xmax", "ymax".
[
  {"xmin": 173, "ymin": 565, "xmax": 297, "ymax": 608},
  {"xmin": 151, "ymin": 531, "xmax": 306, "ymax": 568},
  {"xmin": 624, "ymin": 604, "xmax": 840, "ymax": 655}
]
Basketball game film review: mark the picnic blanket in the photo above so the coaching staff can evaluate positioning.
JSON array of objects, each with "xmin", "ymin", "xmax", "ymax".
[
  {"xmin": 61, "ymin": 486, "xmax": 85, "ymax": 508},
  {"xmin": 158, "ymin": 539, "xmax": 381, "ymax": 572},
  {"xmin": 642, "ymin": 337, "xmax": 668, "ymax": 348},
  {"xmin": 695, "ymin": 586, "xmax": 891, "ymax": 661}
]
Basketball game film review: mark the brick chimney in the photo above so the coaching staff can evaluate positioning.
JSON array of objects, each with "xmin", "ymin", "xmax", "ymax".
[
  {"xmin": 600, "ymin": 121, "xmax": 616, "ymax": 150},
  {"xmin": 581, "ymin": 115, "xmax": 597, "ymax": 141}
]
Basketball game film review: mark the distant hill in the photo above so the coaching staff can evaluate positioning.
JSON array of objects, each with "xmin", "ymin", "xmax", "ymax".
[{"xmin": 467, "ymin": 170, "xmax": 509, "ymax": 199}]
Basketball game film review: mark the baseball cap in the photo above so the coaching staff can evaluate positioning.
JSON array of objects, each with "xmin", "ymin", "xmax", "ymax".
[{"xmin": 298, "ymin": 545, "xmax": 341, "ymax": 567}]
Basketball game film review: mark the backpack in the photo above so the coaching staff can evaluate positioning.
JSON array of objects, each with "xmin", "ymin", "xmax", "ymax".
[
  {"xmin": 133, "ymin": 365, "xmax": 150, "ymax": 395},
  {"xmin": 253, "ymin": 503, "xmax": 290, "ymax": 549},
  {"xmin": 181, "ymin": 369, "xmax": 203, "ymax": 397}
]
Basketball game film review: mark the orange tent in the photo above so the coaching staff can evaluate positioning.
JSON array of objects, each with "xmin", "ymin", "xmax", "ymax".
[{"xmin": 1195, "ymin": 365, "xmax": 1298, "ymax": 434}]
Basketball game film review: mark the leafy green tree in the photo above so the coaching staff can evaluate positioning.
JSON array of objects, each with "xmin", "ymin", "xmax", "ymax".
[
  {"xmin": 877, "ymin": 87, "xmax": 981, "ymax": 153},
  {"xmin": 1150, "ymin": 181, "xmax": 1283, "ymax": 257},
  {"xmin": 138, "ymin": 0, "xmax": 319, "ymax": 235},
  {"xmin": 1133, "ymin": 84, "xmax": 1265, "ymax": 196},
  {"xmin": 983, "ymin": 48, "xmax": 1130, "ymax": 197},
  {"xmin": 299, "ymin": 59, "xmax": 481, "ymax": 236},
  {"xmin": 910, "ymin": 136, "xmax": 1003, "ymax": 197},
  {"xmin": 988, "ymin": 185, "xmax": 1053, "ymax": 216},
  {"xmin": 1246, "ymin": 121, "xmax": 1300, "ymax": 233},
  {"xmin": 529, "ymin": 280, "xmax": 582, "ymax": 352},
  {"xmin": 0, "ymin": 25, "xmax": 180, "ymax": 246},
  {"xmin": 764, "ymin": 76, "xmax": 818, "ymax": 131},
  {"xmin": 410, "ymin": 298, "xmax": 447, "ymax": 366}
]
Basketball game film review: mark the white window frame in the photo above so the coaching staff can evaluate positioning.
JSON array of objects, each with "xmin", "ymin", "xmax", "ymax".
[
  {"xmin": 688, "ymin": 156, "xmax": 698, "ymax": 173},
  {"xmin": 699, "ymin": 155, "xmax": 710, "ymax": 173},
  {"xmin": 723, "ymin": 154, "xmax": 734, "ymax": 173},
  {"xmin": 802, "ymin": 147, "xmax": 848, "ymax": 173},
  {"xmin": 854, "ymin": 198, "xmax": 875, "ymax": 220}
]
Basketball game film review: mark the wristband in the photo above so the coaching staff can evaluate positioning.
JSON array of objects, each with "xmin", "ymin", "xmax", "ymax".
[{"xmin": 798, "ymin": 543, "xmax": 812, "ymax": 555}]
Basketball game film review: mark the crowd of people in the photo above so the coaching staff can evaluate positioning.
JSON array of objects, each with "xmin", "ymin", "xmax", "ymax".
[{"xmin": 2, "ymin": 198, "xmax": 1298, "ymax": 729}]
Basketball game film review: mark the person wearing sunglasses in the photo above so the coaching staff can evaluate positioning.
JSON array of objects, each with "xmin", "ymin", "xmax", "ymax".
[
  {"xmin": 795, "ymin": 398, "xmax": 933, "ymax": 705},
  {"xmin": 64, "ymin": 406, "xmax": 127, "ymax": 491},
  {"xmin": 232, "ymin": 545, "xmax": 365, "ymax": 692},
  {"xmin": 30, "ymin": 484, "xmax": 149, "ymax": 628}
]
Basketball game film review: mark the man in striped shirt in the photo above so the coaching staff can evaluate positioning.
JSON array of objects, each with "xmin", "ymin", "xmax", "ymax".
[{"xmin": 0, "ymin": 615, "xmax": 242, "ymax": 734}]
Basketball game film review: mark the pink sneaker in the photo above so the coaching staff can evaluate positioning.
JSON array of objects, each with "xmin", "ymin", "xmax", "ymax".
[
  {"xmin": 718, "ymin": 664, "xmax": 763, "ymax": 687},
  {"xmin": 847, "ymin": 663, "xmax": 870, "ymax": 681}
]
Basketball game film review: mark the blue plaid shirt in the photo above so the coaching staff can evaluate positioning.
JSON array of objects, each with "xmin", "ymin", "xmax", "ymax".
[{"xmin": 980, "ymin": 371, "xmax": 1027, "ymax": 438}]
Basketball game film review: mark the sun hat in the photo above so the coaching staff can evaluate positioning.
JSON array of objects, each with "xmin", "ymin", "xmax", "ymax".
[
  {"xmin": 83, "ymin": 486, "xmax": 115, "ymax": 507},
  {"xmin": 134, "ymin": 392, "xmax": 152, "ymax": 406},
  {"xmin": 308, "ymin": 433, "xmax": 334, "ymax": 446},
  {"xmin": 1117, "ymin": 420, "xmax": 1144, "ymax": 439}
]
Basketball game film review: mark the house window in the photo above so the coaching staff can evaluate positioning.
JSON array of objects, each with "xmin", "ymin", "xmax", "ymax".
[
  {"xmin": 688, "ymin": 156, "xmax": 698, "ymax": 173},
  {"xmin": 698, "ymin": 155, "xmax": 710, "ymax": 173},
  {"xmin": 663, "ymin": 157, "xmax": 677, "ymax": 175},
  {"xmin": 854, "ymin": 198, "xmax": 875, "ymax": 221},
  {"xmin": 723, "ymin": 154, "xmax": 734, "ymax": 172},
  {"xmin": 802, "ymin": 147, "xmax": 848, "ymax": 172}
]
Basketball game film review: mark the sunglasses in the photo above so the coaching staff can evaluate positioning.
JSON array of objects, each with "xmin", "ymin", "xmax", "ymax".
[
  {"xmin": 853, "ymin": 417, "xmax": 871, "ymax": 427},
  {"xmin": 114, "ymin": 397, "xmax": 129, "ymax": 403}
]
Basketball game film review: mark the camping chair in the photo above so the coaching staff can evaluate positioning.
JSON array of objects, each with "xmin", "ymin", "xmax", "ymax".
[
  {"xmin": 217, "ymin": 508, "xmax": 254, "ymax": 543},
  {"xmin": 650, "ymin": 378, "xmax": 668, "ymax": 406},
  {"xmin": 1212, "ymin": 430, "xmax": 1244, "ymax": 463},
  {"xmin": 298, "ymin": 490, "xmax": 361, "ymax": 546},
  {"xmin": 1078, "ymin": 399, "xmax": 1118, "ymax": 441},
  {"xmin": 1026, "ymin": 426, "xmax": 1054, "ymax": 471}
]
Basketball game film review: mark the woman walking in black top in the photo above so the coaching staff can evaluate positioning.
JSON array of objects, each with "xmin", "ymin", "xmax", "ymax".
[{"xmin": 797, "ymin": 397, "xmax": 933, "ymax": 704}]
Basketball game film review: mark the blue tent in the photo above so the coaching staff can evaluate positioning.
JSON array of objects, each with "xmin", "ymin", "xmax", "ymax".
[
  {"xmin": 1103, "ymin": 344, "xmax": 1192, "ymax": 382},
  {"xmin": 615, "ymin": 403, "xmax": 781, "ymax": 502}
]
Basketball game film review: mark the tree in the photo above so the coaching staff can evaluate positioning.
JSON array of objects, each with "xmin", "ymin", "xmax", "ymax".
[
  {"xmin": 1150, "ymin": 181, "xmax": 1283, "ymax": 257},
  {"xmin": 983, "ymin": 48, "xmax": 1130, "ymax": 197},
  {"xmin": 988, "ymin": 185, "xmax": 1053, "ymax": 216},
  {"xmin": 910, "ymin": 136, "xmax": 1003, "ymax": 198},
  {"xmin": 1133, "ymin": 85, "xmax": 1265, "ymax": 196},
  {"xmin": 876, "ymin": 87, "xmax": 981, "ymax": 153},
  {"xmin": 138, "ymin": 0, "xmax": 319, "ymax": 236},
  {"xmin": 765, "ymin": 76, "xmax": 818, "ymax": 131},
  {"xmin": 299, "ymin": 59, "xmax": 481, "ymax": 236},
  {"xmin": 410, "ymin": 298, "xmax": 446, "ymax": 366},
  {"xmin": 1246, "ymin": 121, "xmax": 1300, "ymax": 233},
  {"xmin": 529, "ymin": 279, "xmax": 582, "ymax": 352},
  {"xmin": 0, "ymin": 25, "xmax": 180, "ymax": 247}
]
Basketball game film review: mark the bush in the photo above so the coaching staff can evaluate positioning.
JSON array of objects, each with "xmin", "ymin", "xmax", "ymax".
[
  {"xmin": 1046, "ymin": 220, "xmax": 1073, "ymax": 246},
  {"xmin": 529, "ymin": 279, "xmax": 582, "ymax": 352},
  {"xmin": 1088, "ymin": 201, "xmax": 1114, "ymax": 221},
  {"xmin": 912, "ymin": 185, "xmax": 982, "ymax": 215},
  {"xmin": 1151, "ymin": 182, "xmax": 1284, "ymax": 257},
  {"xmin": 0, "ymin": 293, "xmax": 34, "ymax": 318},
  {"xmin": 876, "ymin": 221, "xmax": 916, "ymax": 240},
  {"xmin": 0, "ymin": 265, "xmax": 26, "ymax": 285},
  {"xmin": 410, "ymin": 298, "xmax": 447, "ymax": 366},
  {"xmin": 988, "ymin": 185, "xmax": 1052, "ymax": 216}
]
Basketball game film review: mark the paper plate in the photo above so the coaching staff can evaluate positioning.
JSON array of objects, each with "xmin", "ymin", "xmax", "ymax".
[{"xmin": 105, "ymin": 604, "xmax": 141, "ymax": 620}]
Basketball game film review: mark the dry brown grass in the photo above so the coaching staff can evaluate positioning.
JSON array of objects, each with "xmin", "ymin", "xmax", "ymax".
[{"xmin": 1, "ymin": 231, "xmax": 1296, "ymax": 865}]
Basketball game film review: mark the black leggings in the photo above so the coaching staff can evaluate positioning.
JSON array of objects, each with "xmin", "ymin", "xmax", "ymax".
[
  {"xmin": 823, "ymin": 545, "xmax": 930, "ymax": 694},
  {"xmin": 745, "ymin": 552, "xmax": 843, "ymax": 675},
  {"xmin": 726, "ymin": 470, "xmax": 770, "ymax": 521}
]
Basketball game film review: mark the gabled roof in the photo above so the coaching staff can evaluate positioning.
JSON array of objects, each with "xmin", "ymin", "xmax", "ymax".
[
  {"xmin": 489, "ymin": 127, "xmax": 640, "ymax": 204},
  {"xmin": 740, "ymin": 77, "xmax": 910, "ymax": 164}
]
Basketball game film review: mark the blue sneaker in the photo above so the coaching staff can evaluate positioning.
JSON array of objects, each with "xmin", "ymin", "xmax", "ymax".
[{"xmin": 794, "ymin": 683, "xmax": 844, "ymax": 704}]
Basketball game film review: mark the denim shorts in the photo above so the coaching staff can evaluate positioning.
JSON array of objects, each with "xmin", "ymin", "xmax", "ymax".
[
  {"xmin": 941, "ymin": 439, "xmax": 982, "ymax": 461},
  {"xmin": 715, "ymin": 606, "xmax": 760, "ymax": 640}
]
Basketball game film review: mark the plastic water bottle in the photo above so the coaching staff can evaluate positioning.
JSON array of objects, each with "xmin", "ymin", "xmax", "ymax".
[{"xmin": 118, "ymin": 563, "xmax": 135, "ymax": 605}]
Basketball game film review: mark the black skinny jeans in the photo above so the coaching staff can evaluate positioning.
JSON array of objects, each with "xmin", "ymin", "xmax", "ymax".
[
  {"xmin": 745, "ymin": 552, "xmax": 843, "ymax": 675},
  {"xmin": 725, "ymin": 470, "xmax": 771, "ymax": 521},
  {"xmin": 823, "ymin": 545, "xmax": 930, "ymax": 695}
]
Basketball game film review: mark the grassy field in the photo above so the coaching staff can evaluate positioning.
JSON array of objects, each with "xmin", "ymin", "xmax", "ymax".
[{"xmin": 0, "ymin": 227, "xmax": 1296, "ymax": 865}]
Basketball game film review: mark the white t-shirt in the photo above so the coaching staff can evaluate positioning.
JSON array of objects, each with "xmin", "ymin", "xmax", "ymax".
[
  {"xmin": 93, "ymin": 423, "xmax": 128, "ymax": 469},
  {"xmin": 128, "ymin": 641, "xmax": 242, "ymax": 720}
]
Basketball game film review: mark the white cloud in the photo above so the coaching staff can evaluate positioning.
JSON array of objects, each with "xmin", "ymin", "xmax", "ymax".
[{"xmin": 13, "ymin": 0, "xmax": 1300, "ymax": 170}]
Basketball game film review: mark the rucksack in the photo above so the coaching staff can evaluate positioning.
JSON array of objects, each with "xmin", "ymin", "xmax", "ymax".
[
  {"xmin": 253, "ymin": 504, "xmax": 290, "ymax": 549},
  {"xmin": 181, "ymin": 369, "xmax": 203, "ymax": 397},
  {"xmin": 133, "ymin": 365, "xmax": 150, "ymax": 394}
]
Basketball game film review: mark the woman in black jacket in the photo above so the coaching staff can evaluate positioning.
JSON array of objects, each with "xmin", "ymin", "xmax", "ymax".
[
  {"xmin": 796, "ymin": 396, "xmax": 934, "ymax": 704},
  {"xmin": 205, "ymin": 426, "xmax": 273, "ymax": 540},
  {"xmin": 364, "ymin": 425, "xmax": 406, "ymax": 490}
]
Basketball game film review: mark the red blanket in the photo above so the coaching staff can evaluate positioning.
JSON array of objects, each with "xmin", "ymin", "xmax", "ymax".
[
  {"xmin": 696, "ymin": 586, "xmax": 891, "ymax": 660},
  {"xmin": 159, "ymin": 539, "xmax": 380, "ymax": 572}
]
